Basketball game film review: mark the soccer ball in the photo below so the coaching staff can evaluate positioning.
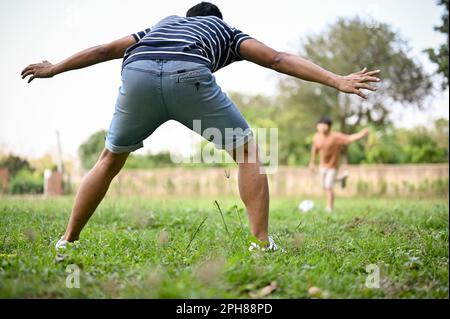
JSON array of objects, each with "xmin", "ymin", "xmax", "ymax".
[{"xmin": 298, "ymin": 200, "xmax": 315, "ymax": 213}]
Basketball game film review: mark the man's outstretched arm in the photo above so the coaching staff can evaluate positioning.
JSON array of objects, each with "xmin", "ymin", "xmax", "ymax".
[
  {"xmin": 239, "ymin": 39, "xmax": 381, "ymax": 99},
  {"xmin": 21, "ymin": 35, "xmax": 136, "ymax": 83}
]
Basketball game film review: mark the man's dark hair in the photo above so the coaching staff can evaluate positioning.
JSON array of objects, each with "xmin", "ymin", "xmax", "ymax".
[
  {"xmin": 317, "ymin": 116, "xmax": 333, "ymax": 127},
  {"xmin": 186, "ymin": 2, "xmax": 223, "ymax": 19}
]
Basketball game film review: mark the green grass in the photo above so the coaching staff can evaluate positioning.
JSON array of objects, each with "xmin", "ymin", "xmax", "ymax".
[{"xmin": 0, "ymin": 195, "xmax": 448, "ymax": 298}]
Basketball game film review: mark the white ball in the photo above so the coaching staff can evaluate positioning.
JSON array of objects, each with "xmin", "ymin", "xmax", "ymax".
[{"xmin": 298, "ymin": 200, "xmax": 315, "ymax": 213}]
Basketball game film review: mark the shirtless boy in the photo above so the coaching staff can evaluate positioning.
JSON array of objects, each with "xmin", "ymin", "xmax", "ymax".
[{"xmin": 309, "ymin": 116, "xmax": 369, "ymax": 212}]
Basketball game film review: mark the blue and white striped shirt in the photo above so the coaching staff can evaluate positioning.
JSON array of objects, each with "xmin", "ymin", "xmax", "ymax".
[{"xmin": 123, "ymin": 15, "xmax": 252, "ymax": 72}]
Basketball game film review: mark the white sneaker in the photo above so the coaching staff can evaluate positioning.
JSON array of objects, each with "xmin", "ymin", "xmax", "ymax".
[
  {"xmin": 249, "ymin": 235, "xmax": 281, "ymax": 252},
  {"xmin": 325, "ymin": 207, "xmax": 333, "ymax": 213},
  {"xmin": 55, "ymin": 236, "xmax": 69, "ymax": 250}
]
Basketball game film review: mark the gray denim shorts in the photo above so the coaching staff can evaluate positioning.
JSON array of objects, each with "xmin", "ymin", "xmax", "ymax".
[{"xmin": 105, "ymin": 59, "xmax": 253, "ymax": 153}]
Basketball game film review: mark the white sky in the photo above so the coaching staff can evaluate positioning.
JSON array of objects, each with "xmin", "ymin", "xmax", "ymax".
[{"xmin": 0, "ymin": 0, "xmax": 448, "ymax": 161}]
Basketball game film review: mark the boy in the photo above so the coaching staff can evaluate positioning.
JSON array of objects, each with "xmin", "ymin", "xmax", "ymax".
[{"xmin": 309, "ymin": 116, "xmax": 369, "ymax": 212}]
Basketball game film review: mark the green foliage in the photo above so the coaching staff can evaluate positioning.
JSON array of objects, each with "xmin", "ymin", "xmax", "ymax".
[
  {"xmin": 347, "ymin": 141, "xmax": 366, "ymax": 164},
  {"xmin": 278, "ymin": 17, "xmax": 432, "ymax": 133},
  {"xmin": 77, "ymin": 130, "xmax": 235, "ymax": 170},
  {"xmin": 78, "ymin": 130, "xmax": 107, "ymax": 170},
  {"xmin": 8, "ymin": 169, "xmax": 43, "ymax": 194},
  {"xmin": 364, "ymin": 128, "xmax": 407, "ymax": 164},
  {"xmin": 229, "ymin": 93, "xmax": 278, "ymax": 129},
  {"xmin": 426, "ymin": 0, "xmax": 449, "ymax": 89},
  {"xmin": 0, "ymin": 154, "xmax": 34, "ymax": 178},
  {"xmin": 363, "ymin": 124, "xmax": 448, "ymax": 164},
  {"xmin": 124, "ymin": 152, "xmax": 176, "ymax": 169},
  {"xmin": 402, "ymin": 128, "xmax": 447, "ymax": 163},
  {"xmin": 0, "ymin": 197, "xmax": 448, "ymax": 298},
  {"xmin": 433, "ymin": 118, "xmax": 450, "ymax": 151},
  {"xmin": 431, "ymin": 178, "xmax": 450, "ymax": 197},
  {"xmin": 236, "ymin": 88, "xmax": 448, "ymax": 165},
  {"xmin": 124, "ymin": 146, "xmax": 235, "ymax": 170},
  {"xmin": 0, "ymin": 154, "xmax": 45, "ymax": 194}
]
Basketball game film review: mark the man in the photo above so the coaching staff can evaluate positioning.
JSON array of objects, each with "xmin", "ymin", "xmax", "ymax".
[
  {"xmin": 309, "ymin": 116, "xmax": 369, "ymax": 212},
  {"xmin": 21, "ymin": 2, "xmax": 380, "ymax": 251}
]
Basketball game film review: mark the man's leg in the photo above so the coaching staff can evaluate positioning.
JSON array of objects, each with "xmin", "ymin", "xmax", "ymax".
[
  {"xmin": 229, "ymin": 140, "xmax": 269, "ymax": 242},
  {"xmin": 63, "ymin": 148, "xmax": 129, "ymax": 241}
]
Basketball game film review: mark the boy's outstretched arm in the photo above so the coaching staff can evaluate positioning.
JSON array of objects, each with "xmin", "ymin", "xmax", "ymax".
[
  {"xmin": 239, "ymin": 39, "xmax": 381, "ymax": 99},
  {"xmin": 344, "ymin": 128, "xmax": 369, "ymax": 145},
  {"xmin": 21, "ymin": 35, "xmax": 136, "ymax": 83}
]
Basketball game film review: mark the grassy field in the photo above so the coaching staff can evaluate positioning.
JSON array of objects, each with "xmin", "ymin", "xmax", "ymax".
[{"xmin": 0, "ymin": 195, "xmax": 448, "ymax": 298}]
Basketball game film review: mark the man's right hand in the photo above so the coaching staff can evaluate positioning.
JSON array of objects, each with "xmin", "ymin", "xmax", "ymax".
[
  {"xmin": 21, "ymin": 60, "xmax": 55, "ymax": 83},
  {"xmin": 308, "ymin": 163, "xmax": 316, "ymax": 173}
]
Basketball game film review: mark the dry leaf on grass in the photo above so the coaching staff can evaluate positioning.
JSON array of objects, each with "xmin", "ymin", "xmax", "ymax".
[
  {"xmin": 307, "ymin": 286, "xmax": 330, "ymax": 298},
  {"xmin": 157, "ymin": 230, "xmax": 170, "ymax": 245},
  {"xmin": 24, "ymin": 227, "xmax": 37, "ymax": 242},
  {"xmin": 307, "ymin": 286, "xmax": 322, "ymax": 297},
  {"xmin": 195, "ymin": 257, "xmax": 226, "ymax": 284},
  {"xmin": 291, "ymin": 233, "xmax": 304, "ymax": 248},
  {"xmin": 249, "ymin": 281, "xmax": 278, "ymax": 298}
]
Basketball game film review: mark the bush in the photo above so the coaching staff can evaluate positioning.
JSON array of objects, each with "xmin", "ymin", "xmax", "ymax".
[
  {"xmin": 124, "ymin": 152, "xmax": 177, "ymax": 169},
  {"xmin": 9, "ymin": 170, "xmax": 43, "ymax": 194},
  {"xmin": 78, "ymin": 130, "xmax": 107, "ymax": 170},
  {"xmin": 0, "ymin": 155, "xmax": 33, "ymax": 177},
  {"xmin": 402, "ymin": 129, "xmax": 447, "ymax": 163}
]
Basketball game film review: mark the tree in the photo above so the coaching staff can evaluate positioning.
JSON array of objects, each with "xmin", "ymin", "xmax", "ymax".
[
  {"xmin": 426, "ymin": 0, "xmax": 449, "ymax": 89},
  {"xmin": 229, "ymin": 92, "xmax": 278, "ymax": 129},
  {"xmin": 9, "ymin": 170, "xmax": 43, "ymax": 194},
  {"xmin": 78, "ymin": 130, "xmax": 107, "ymax": 170},
  {"xmin": 0, "ymin": 154, "xmax": 34, "ymax": 177},
  {"xmin": 278, "ymin": 17, "xmax": 432, "ymax": 135}
]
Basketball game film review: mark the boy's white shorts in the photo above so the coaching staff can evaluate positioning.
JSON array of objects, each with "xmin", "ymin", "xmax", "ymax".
[{"xmin": 319, "ymin": 167, "xmax": 338, "ymax": 190}]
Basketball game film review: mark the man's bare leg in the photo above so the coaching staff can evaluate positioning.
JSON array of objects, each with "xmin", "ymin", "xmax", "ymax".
[
  {"xmin": 229, "ymin": 141, "xmax": 269, "ymax": 242},
  {"xmin": 326, "ymin": 188, "xmax": 334, "ymax": 211},
  {"xmin": 63, "ymin": 148, "xmax": 129, "ymax": 242}
]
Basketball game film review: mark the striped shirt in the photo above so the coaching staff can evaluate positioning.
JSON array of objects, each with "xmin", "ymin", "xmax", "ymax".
[{"xmin": 122, "ymin": 15, "xmax": 252, "ymax": 72}]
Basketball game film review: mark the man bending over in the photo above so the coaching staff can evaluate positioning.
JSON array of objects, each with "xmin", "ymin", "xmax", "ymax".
[{"xmin": 21, "ymin": 2, "xmax": 380, "ymax": 251}]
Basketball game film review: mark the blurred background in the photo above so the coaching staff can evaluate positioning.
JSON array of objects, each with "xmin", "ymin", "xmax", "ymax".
[{"xmin": 0, "ymin": 0, "xmax": 448, "ymax": 197}]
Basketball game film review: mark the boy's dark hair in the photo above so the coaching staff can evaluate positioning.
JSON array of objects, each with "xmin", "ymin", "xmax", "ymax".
[
  {"xmin": 186, "ymin": 2, "xmax": 223, "ymax": 19},
  {"xmin": 317, "ymin": 116, "xmax": 333, "ymax": 127}
]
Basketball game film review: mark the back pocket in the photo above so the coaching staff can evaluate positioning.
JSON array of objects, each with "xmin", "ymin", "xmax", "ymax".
[{"xmin": 177, "ymin": 69, "xmax": 212, "ymax": 83}]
